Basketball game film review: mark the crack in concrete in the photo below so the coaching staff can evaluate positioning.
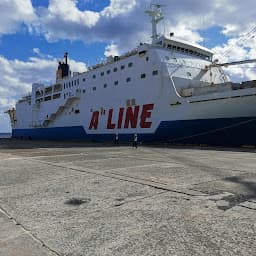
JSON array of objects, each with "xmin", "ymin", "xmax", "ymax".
[{"xmin": 0, "ymin": 206, "xmax": 61, "ymax": 256}]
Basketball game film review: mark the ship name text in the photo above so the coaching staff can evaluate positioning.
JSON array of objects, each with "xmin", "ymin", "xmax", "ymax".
[{"xmin": 89, "ymin": 103, "xmax": 154, "ymax": 130}]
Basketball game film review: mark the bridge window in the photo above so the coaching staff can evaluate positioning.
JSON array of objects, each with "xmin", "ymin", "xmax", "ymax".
[{"xmin": 152, "ymin": 70, "xmax": 158, "ymax": 76}]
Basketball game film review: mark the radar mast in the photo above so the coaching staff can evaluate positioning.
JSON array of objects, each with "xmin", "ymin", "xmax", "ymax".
[{"xmin": 145, "ymin": 4, "xmax": 164, "ymax": 43}]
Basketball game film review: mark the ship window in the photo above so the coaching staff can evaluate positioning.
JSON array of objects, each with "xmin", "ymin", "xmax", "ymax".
[
  {"xmin": 83, "ymin": 78, "xmax": 86, "ymax": 82},
  {"xmin": 64, "ymin": 84, "xmax": 66, "ymax": 89},
  {"xmin": 74, "ymin": 80, "xmax": 76, "ymax": 86},
  {"xmin": 53, "ymin": 93, "xmax": 61, "ymax": 99},
  {"xmin": 77, "ymin": 79, "xmax": 79, "ymax": 85},
  {"xmin": 173, "ymin": 46, "xmax": 177, "ymax": 50},
  {"xmin": 131, "ymin": 98, "xmax": 136, "ymax": 106},
  {"xmin": 146, "ymin": 57, "xmax": 149, "ymax": 61},
  {"xmin": 141, "ymin": 73, "xmax": 146, "ymax": 79},
  {"xmin": 114, "ymin": 81, "xmax": 119, "ymax": 86},
  {"xmin": 185, "ymin": 49, "xmax": 189, "ymax": 53},
  {"xmin": 103, "ymin": 84, "xmax": 107, "ymax": 88},
  {"xmin": 83, "ymin": 89, "xmax": 86, "ymax": 93},
  {"xmin": 187, "ymin": 72, "xmax": 192, "ymax": 77},
  {"xmin": 126, "ymin": 77, "xmax": 131, "ymax": 82},
  {"xmin": 93, "ymin": 74, "xmax": 96, "ymax": 79},
  {"xmin": 44, "ymin": 96, "xmax": 51, "ymax": 101},
  {"xmin": 121, "ymin": 65, "xmax": 125, "ymax": 70},
  {"xmin": 152, "ymin": 70, "xmax": 158, "ymax": 76},
  {"xmin": 93, "ymin": 87, "xmax": 96, "ymax": 91},
  {"xmin": 101, "ymin": 72, "xmax": 104, "ymax": 76},
  {"xmin": 64, "ymin": 94, "xmax": 66, "ymax": 99},
  {"xmin": 181, "ymin": 48, "xmax": 185, "ymax": 52},
  {"xmin": 126, "ymin": 100, "xmax": 131, "ymax": 107},
  {"xmin": 189, "ymin": 50, "xmax": 193, "ymax": 54},
  {"xmin": 128, "ymin": 62, "xmax": 133, "ymax": 68},
  {"xmin": 75, "ymin": 109, "xmax": 80, "ymax": 114},
  {"xmin": 72, "ymin": 81, "xmax": 74, "ymax": 87},
  {"xmin": 107, "ymin": 70, "xmax": 111, "ymax": 74},
  {"xmin": 177, "ymin": 47, "xmax": 181, "ymax": 51},
  {"xmin": 113, "ymin": 67, "xmax": 118, "ymax": 72}
]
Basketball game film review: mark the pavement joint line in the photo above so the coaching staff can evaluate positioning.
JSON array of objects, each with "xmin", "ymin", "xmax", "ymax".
[
  {"xmin": 31, "ymin": 159, "xmax": 201, "ymax": 197},
  {"xmin": 105, "ymin": 171, "xmax": 169, "ymax": 186},
  {"xmin": 0, "ymin": 206, "xmax": 61, "ymax": 256},
  {"xmin": 237, "ymin": 204, "xmax": 256, "ymax": 211}
]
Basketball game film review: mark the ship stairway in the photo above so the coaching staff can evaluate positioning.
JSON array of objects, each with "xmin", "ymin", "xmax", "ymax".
[{"xmin": 42, "ymin": 94, "xmax": 80, "ymax": 127}]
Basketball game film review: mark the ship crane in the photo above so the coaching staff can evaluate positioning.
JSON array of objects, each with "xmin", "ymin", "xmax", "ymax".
[{"xmin": 206, "ymin": 59, "xmax": 256, "ymax": 69}]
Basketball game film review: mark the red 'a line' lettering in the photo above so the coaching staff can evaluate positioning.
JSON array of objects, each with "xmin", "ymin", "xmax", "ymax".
[
  {"xmin": 117, "ymin": 107, "xmax": 124, "ymax": 129},
  {"xmin": 89, "ymin": 111, "xmax": 99, "ymax": 130},
  {"xmin": 107, "ymin": 109, "xmax": 115, "ymax": 129},
  {"xmin": 140, "ymin": 103, "xmax": 154, "ymax": 128},
  {"xmin": 124, "ymin": 106, "xmax": 140, "ymax": 128}
]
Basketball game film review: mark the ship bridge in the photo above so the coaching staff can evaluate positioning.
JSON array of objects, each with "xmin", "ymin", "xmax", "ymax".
[{"xmin": 152, "ymin": 36, "xmax": 213, "ymax": 61}]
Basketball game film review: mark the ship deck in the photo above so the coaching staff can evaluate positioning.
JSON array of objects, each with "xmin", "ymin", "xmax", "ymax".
[{"xmin": 1, "ymin": 139, "xmax": 256, "ymax": 255}]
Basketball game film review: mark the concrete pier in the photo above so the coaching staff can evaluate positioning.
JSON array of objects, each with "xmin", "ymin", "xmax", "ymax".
[{"xmin": 1, "ymin": 139, "xmax": 256, "ymax": 255}]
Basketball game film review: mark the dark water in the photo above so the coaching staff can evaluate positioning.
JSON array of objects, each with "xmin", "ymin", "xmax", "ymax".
[{"xmin": 0, "ymin": 133, "xmax": 11, "ymax": 138}]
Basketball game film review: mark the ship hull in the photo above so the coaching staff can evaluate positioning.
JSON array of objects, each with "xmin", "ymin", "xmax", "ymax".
[{"xmin": 12, "ymin": 116, "xmax": 256, "ymax": 146}]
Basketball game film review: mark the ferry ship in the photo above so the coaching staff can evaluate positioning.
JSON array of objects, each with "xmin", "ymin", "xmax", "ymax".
[{"xmin": 6, "ymin": 5, "xmax": 256, "ymax": 146}]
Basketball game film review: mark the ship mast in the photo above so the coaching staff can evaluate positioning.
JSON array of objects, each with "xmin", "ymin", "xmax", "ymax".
[{"xmin": 145, "ymin": 4, "xmax": 164, "ymax": 43}]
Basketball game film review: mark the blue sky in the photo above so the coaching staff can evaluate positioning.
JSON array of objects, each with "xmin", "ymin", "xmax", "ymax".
[{"xmin": 0, "ymin": 0, "xmax": 256, "ymax": 133}]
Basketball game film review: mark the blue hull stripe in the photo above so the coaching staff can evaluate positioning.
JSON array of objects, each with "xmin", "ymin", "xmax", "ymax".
[{"xmin": 12, "ymin": 117, "xmax": 256, "ymax": 146}]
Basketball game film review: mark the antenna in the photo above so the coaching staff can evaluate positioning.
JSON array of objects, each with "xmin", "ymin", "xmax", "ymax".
[{"xmin": 145, "ymin": 3, "xmax": 164, "ymax": 43}]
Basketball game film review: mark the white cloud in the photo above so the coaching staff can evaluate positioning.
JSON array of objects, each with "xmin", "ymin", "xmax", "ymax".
[
  {"xmin": 101, "ymin": 0, "xmax": 137, "ymax": 18},
  {"xmin": 0, "ymin": 0, "xmax": 36, "ymax": 35},
  {"xmin": 104, "ymin": 43, "xmax": 119, "ymax": 57}
]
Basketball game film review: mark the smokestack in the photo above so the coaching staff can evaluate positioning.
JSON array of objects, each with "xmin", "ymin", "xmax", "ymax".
[{"xmin": 64, "ymin": 52, "xmax": 68, "ymax": 64}]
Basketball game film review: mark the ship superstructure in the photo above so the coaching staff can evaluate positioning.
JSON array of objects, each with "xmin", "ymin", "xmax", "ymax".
[{"xmin": 6, "ymin": 5, "xmax": 256, "ymax": 146}]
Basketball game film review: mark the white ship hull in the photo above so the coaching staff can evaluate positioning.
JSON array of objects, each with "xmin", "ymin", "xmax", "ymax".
[{"xmin": 8, "ymin": 5, "xmax": 256, "ymax": 146}]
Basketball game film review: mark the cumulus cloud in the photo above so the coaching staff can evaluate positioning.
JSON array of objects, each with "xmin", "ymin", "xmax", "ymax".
[
  {"xmin": 0, "ymin": 0, "xmax": 36, "ymax": 35},
  {"xmin": 104, "ymin": 43, "xmax": 120, "ymax": 57}
]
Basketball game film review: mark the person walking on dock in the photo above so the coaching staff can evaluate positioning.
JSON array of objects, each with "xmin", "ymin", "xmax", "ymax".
[
  {"xmin": 114, "ymin": 133, "xmax": 119, "ymax": 145},
  {"xmin": 133, "ymin": 133, "xmax": 138, "ymax": 148}
]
